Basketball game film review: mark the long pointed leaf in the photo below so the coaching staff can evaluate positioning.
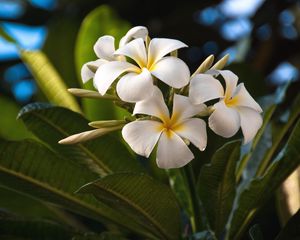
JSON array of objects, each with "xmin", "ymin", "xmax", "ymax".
[
  {"xmin": 20, "ymin": 50, "xmax": 81, "ymax": 113},
  {"xmin": 226, "ymin": 120, "xmax": 300, "ymax": 239},
  {"xmin": 198, "ymin": 141, "xmax": 241, "ymax": 237},
  {"xmin": 79, "ymin": 173, "xmax": 181, "ymax": 240},
  {"xmin": 18, "ymin": 103, "xmax": 143, "ymax": 176},
  {"xmin": 0, "ymin": 139, "xmax": 155, "ymax": 239}
]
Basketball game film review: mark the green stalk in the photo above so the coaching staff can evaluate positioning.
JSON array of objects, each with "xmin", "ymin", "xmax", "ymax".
[{"xmin": 181, "ymin": 163, "xmax": 203, "ymax": 233}]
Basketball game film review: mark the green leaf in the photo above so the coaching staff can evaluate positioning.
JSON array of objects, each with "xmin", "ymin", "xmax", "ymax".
[
  {"xmin": 249, "ymin": 224, "xmax": 264, "ymax": 240},
  {"xmin": 255, "ymin": 93, "xmax": 300, "ymax": 176},
  {"xmin": 18, "ymin": 103, "xmax": 143, "ymax": 176},
  {"xmin": 0, "ymin": 139, "xmax": 154, "ymax": 239},
  {"xmin": 0, "ymin": 217, "xmax": 72, "ymax": 240},
  {"xmin": 237, "ymin": 83, "xmax": 294, "ymax": 181},
  {"xmin": 0, "ymin": 25, "xmax": 17, "ymax": 44},
  {"xmin": 193, "ymin": 230, "xmax": 217, "ymax": 240},
  {"xmin": 20, "ymin": 50, "xmax": 81, "ymax": 113},
  {"xmin": 78, "ymin": 173, "xmax": 181, "ymax": 240},
  {"xmin": 43, "ymin": 17, "xmax": 80, "ymax": 88},
  {"xmin": 226, "ymin": 119, "xmax": 300, "ymax": 240},
  {"xmin": 198, "ymin": 141, "xmax": 241, "ymax": 237},
  {"xmin": 0, "ymin": 97, "xmax": 32, "ymax": 140},
  {"xmin": 167, "ymin": 169, "xmax": 193, "ymax": 218},
  {"xmin": 75, "ymin": 5, "xmax": 130, "ymax": 120},
  {"xmin": 236, "ymin": 104, "xmax": 276, "ymax": 181},
  {"xmin": 276, "ymin": 209, "xmax": 300, "ymax": 240},
  {"xmin": 0, "ymin": 187, "xmax": 57, "ymax": 220},
  {"xmin": 72, "ymin": 232, "xmax": 128, "ymax": 240}
]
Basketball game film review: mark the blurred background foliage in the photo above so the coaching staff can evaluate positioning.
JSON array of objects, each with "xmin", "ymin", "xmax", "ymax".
[{"xmin": 0, "ymin": 0, "xmax": 299, "ymax": 239}]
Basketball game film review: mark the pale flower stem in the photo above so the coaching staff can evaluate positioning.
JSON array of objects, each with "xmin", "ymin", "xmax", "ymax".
[
  {"xmin": 179, "ymin": 85, "xmax": 188, "ymax": 95},
  {"xmin": 168, "ymin": 88, "xmax": 175, "ymax": 106},
  {"xmin": 68, "ymin": 88, "xmax": 119, "ymax": 100}
]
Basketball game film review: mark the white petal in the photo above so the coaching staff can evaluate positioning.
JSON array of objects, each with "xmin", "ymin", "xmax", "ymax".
[
  {"xmin": 119, "ymin": 26, "xmax": 148, "ymax": 47},
  {"xmin": 233, "ymin": 83, "xmax": 263, "ymax": 112},
  {"xmin": 93, "ymin": 36, "xmax": 115, "ymax": 60},
  {"xmin": 133, "ymin": 86, "xmax": 170, "ymax": 120},
  {"xmin": 218, "ymin": 70, "xmax": 238, "ymax": 99},
  {"xmin": 148, "ymin": 38, "xmax": 187, "ymax": 66},
  {"xmin": 175, "ymin": 118, "xmax": 207, "ymax": 151},
  {"xmin": 116, "ymin": 69, "xmax": 154, "ymax": 102},
  {"xmin": 94, "ymin": 61, "xmax": 139, "ymax": 95},
  {"xmin": 156, "ymin": 131, "xmax": 194, "ymax": 169},
  {"xmin": 114, "ymin": 38, "xmax": 147, "ymax": 67},
  {"xmin": 81, "ymin": 59, "xmax": 107, "ymax": 84},
  {"xmin": 237, "ymin": 107, "xmax": 263, "ymax": 144},
  {"xmin": 151, "ymin": 57, "xmax": 190, "ymax": 88},
  {"xmin": 172, "ymin": 94, "xmax": 207, "ymax": 122},
  {"xmin": 122, "ymin": 120, "xmax": 162, "ymax": 157},
  {"xmin": 209, "ymin": 101, "xmax": 241, "ymax": 138},
  {"xmin": 189, "ymin": 74, "xmax": 224, "ymax": 104}
]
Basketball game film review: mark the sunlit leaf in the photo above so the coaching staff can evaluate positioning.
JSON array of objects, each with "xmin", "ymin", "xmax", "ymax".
[{"xmin": 20, "ymin": 50, "xmax": 81, "ymax": 113}]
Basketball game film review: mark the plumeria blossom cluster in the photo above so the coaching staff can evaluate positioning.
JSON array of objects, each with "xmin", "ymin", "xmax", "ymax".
[{"xmin": 60, "ymin": 26, "xmax": 263, "ymax": 169}]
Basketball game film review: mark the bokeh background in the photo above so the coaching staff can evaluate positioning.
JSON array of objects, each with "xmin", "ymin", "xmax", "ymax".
[
  {"xmin": 1, "ymin": 0, "xmax": 300, "ymax": 105},
  {"xmin": 0, "ymin": 0, "xmax": 299, "ymax": 238}
]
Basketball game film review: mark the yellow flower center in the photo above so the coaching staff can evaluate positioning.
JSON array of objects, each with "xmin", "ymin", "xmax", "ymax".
[
  {"xmin": 157, "ymin": 112, "xmax": 184, "ymax": 138},
  {"xmin": 225, "ymin": 96, "xmax": 239, "ymax": 107}
]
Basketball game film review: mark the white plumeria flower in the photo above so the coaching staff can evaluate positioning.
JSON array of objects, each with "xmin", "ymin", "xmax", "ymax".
[
  {"xmin": 122, "ymin": 87, "xmax": 207, "ymax": 169},
  {"xmin": 94, "ymin": 37, "xmax": 190, "ymax": 103},
  {"xmin": 81, "ymin": 26, "xmax": 148, "ymax": 84},
  {"xmin": 189, "ymin": 70, "xmax": 263, "ymax": 144}
]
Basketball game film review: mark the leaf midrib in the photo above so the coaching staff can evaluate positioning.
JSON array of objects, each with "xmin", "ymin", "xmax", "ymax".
[
  {"xmin": 0, "ymin": 165, "xmax": 155, "ymax": 239},
  {"xmin": 30, "ymin": 111, "xmax": 111, "ymax": 175},
  {"xmin": 92, "ymin": 183, "xmax": 171, "ymax": 240}
]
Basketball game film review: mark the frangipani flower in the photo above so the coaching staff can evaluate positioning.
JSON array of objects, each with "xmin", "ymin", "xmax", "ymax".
[
  {"xmin": 94, "ymin": 37, "xmax": 190, "ymax": 102},
  {"xmin": 81, "ymin": 26, "xmax": 149, "ymax": 84},
  {"xmin": 122, "ymin": 87, "xmax": 207, "ymax": 169},
  {"xmin": 189, "ymin": 70, "xmax": 263, "ymax": 144}
]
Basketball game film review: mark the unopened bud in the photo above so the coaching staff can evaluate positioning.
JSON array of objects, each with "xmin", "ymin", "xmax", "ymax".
[
  {"xmin": 58, "ymin": 126, "xmax": 123, "ymax": 145},
  {"xmin": 192, "ymin": 55, "xmax": 214, "ymax": 77},
  {"xmin": 211, "ymin": 54, "xmax": 230, "ymax": 70},
  {"xmin": 89, "ymin": 120, "xmax": 126, "ymax": 128}
]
